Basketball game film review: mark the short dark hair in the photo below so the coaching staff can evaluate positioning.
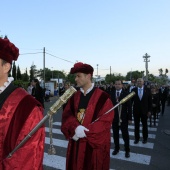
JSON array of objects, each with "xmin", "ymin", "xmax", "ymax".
[{"xmin": 115, "ymin": 79, "xmax": 123, "ymax": 84}]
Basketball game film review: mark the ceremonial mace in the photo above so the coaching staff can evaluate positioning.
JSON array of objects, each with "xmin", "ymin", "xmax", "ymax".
[
  {"xmin": 92, "ymin": 91, "xmax": 135, "ymax": 124},
  {"xmin": 7, "ymin": 86, "xmax": 77, "ymax": 158}
]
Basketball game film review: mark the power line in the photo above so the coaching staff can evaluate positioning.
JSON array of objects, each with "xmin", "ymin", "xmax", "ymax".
[
  {"xmin": 45, "ymin": 52, "xmax": 74, "ymax": 64},
  {"xmin": 20, "ymin": 52, "xmax": 42, "ymax": 55},
  {"xmin": 19, "ymin": 48, "xmax": 43, "ymax": 51},
  {"xmin": 19, "ymin": 49, "xmax": 110, "ymax": 71}
]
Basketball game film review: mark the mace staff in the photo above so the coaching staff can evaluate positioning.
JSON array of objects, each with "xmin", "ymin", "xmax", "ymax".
[
  {"xmin": 91, "ymin": 91, "xmax": 135, "ymax": 124},
  {"xmin": 118, "ymin": 104, "xmax": 122, "ymax": 126},
  {"xmin": 7, "ymin": 86, "xmax": 77, "ymax": 158}
]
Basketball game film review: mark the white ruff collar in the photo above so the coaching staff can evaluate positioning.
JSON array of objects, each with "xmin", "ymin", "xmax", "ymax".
[{"xmin": 0, "ymin": 77, "xmax": 14, "ymax": 94}]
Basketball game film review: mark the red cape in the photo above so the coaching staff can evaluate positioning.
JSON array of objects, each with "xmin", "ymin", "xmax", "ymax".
[
  {"xmin": 0, "ymin": 88, "xmax": 45, "ymax": 170},
  {"xmin": 61, "ymin": 88, "xmax": 114, "ymax": 170}
]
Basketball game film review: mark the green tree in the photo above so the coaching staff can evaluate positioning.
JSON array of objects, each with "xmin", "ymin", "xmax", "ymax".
[
  {"xmin": 158, "ymin": 68, "xmax": 169, "ymax": 85},
  {"xmin": 66, "ymin": 73, "xmax": 75, "ymax": 84},
  {"xmin": 165, "ymin": 69, "xmax": 168, "ymax": 75},
  {"xmin": 37, "ymin": 68, "xmax": 56, "ymax": 81},
  {"xmin": 29, "ymin": 65, "xmax": 38, "ymax": 81},
  {"xmin": 105, "ymin": 73, "xmax": 125, "ymax": 83},
  {"xmin": 148, "ymin": 73, "xmax": 156, "ymax": 82},
  {"xmin": 125, "ymin": 70, "xmax": 144, "ymax": 81},
  {"xmin": 22, "ymin": 68, "xmax": 29, "ymax": 82},
  {"xmin": 17, "ymin": 65, "xmax": 22, "ymax": 80},
  {"xmin": 12, "ymin": 61, "xmax": 17, "ymax": 80},
  {"xmin": 158, "ymin": 68, "xmax": 163, "ymax": 76},
  {"xmin": 36, "ymin": 68, "xmax": 66, "ymax": 82}
]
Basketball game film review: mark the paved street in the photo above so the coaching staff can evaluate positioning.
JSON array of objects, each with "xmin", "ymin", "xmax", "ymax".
[{"xmin": 42, "ymin": 96, "xmax": 170, "ymax": 170}]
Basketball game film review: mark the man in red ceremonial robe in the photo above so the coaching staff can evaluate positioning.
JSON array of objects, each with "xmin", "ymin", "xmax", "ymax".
[
  {"xmin": 61, "ymin": 62, "xmax": 115, "ymax": 170},
  {"xmin": 0, "ymin": 37, "xmax": 45, "ymax": 170}
]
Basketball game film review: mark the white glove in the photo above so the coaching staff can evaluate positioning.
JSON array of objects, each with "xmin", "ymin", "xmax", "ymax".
[
  {"xmin": 75, "ymin": 125, "xmax": 89, "ymax": 138},
  {"xmin": 72, "ymin": 134, "xmax": 79, "ymax": 141}
]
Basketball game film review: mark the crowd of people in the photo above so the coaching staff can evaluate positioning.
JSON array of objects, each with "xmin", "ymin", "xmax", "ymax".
[
  {"xmin": 1, "ymin": 36, "xmax": 170, "ymax": 169},
  {"xmin": 95, "ymin": 79, "xmax": 169, "ymax": 155}
]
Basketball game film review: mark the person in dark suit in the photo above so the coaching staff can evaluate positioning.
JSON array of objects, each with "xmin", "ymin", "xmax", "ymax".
[
  {"xmin": 32, "ymin": 79, "xmax": 44, "ymax": 108},
  {"xmin": 108, "ymin": 82, "xmax": 115, "ymax": 93},
  {"xmin": 132, "ymin": 78, "xmax": 152, "ymax": 144},
  {"xmin": 110, "ymin": 80, "xmax": 132, "ymax": 158},
  {"xmin": 149, "ymin": 86, "xmax": 160, "ymax": 126},
  {"xmin": 159, "ymin": 85, "xmax": 168, "ymax": 115}
]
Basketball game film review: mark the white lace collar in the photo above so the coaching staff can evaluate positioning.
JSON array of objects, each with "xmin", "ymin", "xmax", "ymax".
[{"xmin": 0, "ymin": 77, "xmax": 14, "ymax": 94}]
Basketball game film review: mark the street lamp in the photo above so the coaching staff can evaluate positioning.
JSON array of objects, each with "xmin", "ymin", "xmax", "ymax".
[{"xmin": 143, "ymin": 53, "xmax": 150, "ymax": 81}]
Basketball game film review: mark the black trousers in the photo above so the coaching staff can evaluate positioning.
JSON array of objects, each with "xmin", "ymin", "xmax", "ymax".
[
  {"xmin": 112, "ymin": 121, "xmax": 130, "ymax": 152},
  {"xmin": 161, "ymin": 100, "xmax": 166, "ymax": 115},
  {"xmin": 149, "ymin": 107, "xmax": 157, "ymax": 125},
  {"xmin": 133, "ymin": 113, "xmax": 148, "ymax": 141}
]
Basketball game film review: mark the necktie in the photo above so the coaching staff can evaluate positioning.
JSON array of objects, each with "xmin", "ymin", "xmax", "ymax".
[
  {"xmin": 117, "ymin": 91, "xmax": 120, "ymax": 98},
  {"xmin": 139, "ymin": 88, "xmax": 142, "ymax": 100},
  {"xmin": 116, "ymin": 91, "xmax": 120, "ymax": 102}
]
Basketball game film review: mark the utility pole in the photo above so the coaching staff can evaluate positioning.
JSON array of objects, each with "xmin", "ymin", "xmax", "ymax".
[
  {"xmin": 51, "ymin": 67, "xmax": 53, "ymax": 78},
  {"xmin": 97, "ymin": 64, "xmax": 99, "ymax": 84},
  {"xmin": 110, "ymin": 66, "xmax": 111, "ymax": 82},
  {"xmin": 143, "ymin": 53, "xmax": 150, "ymax": 82},
  {"xmin": 43, "ymin": 47, "xmax": 45, "ymax": 88}
]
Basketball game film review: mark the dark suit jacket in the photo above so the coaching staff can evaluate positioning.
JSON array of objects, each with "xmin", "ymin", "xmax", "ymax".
[
  {"xmin": 110, "ymin": 89, "xmax": 132, "ymax": 122},
  {"xmin": 159, "ymin": 88, "xmax": 168, "ymax": 102},
  {"xmin": 132, "ymin": 86, "xmax": 152, "ymax": 115}
]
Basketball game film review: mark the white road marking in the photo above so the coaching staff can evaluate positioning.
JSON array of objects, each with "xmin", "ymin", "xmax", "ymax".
[
  {"xmin": 43, "ymin": 120, "xmax": 157, "ymax": 169},
  {"xmin": 43, "ymin": 152, "xmax": 116, "ymax": 170},
  {"xmin": 110, "ymin": 149, "xmax": 151, "ymax": 165},
  {"xmin": 43, "ymin": 153, "xmax": 65, "ymax": 170},
  {"xmin": 45, "ymin": 128, "xmax": 154, "ymax": 149},
  {"xmin": 43, "ymin": 138, "xmax": 151, "ymax": 167}
]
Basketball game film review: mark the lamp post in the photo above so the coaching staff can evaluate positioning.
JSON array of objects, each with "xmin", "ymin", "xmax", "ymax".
[{"xmin": 143, "ymin": 53, "xmax": 150, "ymax": 81}]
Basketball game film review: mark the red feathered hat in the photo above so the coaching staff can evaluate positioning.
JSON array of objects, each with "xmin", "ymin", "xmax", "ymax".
[
  {"xmin": 0, "ymin": 37, "xmax": 19, "ymax": 64},
  {"xmin": 70, "ymin": 62, "xmax": 94, "ymax": 76}
]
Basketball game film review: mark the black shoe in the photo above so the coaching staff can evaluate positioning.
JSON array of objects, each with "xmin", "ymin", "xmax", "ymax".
[
  {"xmin": 125, "ymin": 152, "xmax": 130, "ymax": 158},
  {"xmin": 142, "ymin": 139, "xmax": 147, "ymax": 144},
  {"xmin": 112, "ymin": 150, "xmax": 119, "ymax": 155},
  {"xmin": 134, "ymin": 140, "xmax": 139, "ymax": 144}
]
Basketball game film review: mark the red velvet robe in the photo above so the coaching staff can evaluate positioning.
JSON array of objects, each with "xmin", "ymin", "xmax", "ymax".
[
  {"xmin": 61, "ymin": 88, "xmax": 114, "ymax": 170},
  {"xmin": 0, "ymin": 88, "xmax": 45, "ymax": 170}
]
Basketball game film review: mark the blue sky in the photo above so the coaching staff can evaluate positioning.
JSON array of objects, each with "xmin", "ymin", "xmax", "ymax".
[{"xmin": 1, "ymin": 0, "xmax": 170, "ymax": 78}]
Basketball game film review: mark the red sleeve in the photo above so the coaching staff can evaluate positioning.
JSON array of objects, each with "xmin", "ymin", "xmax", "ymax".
[
  {"xmin": 3, "ymin": 107, "xmax": 45, "ymax": 170},
  {"xmin": 61, "ymin": 98, "xmax": 80, "ymax": 139}
]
